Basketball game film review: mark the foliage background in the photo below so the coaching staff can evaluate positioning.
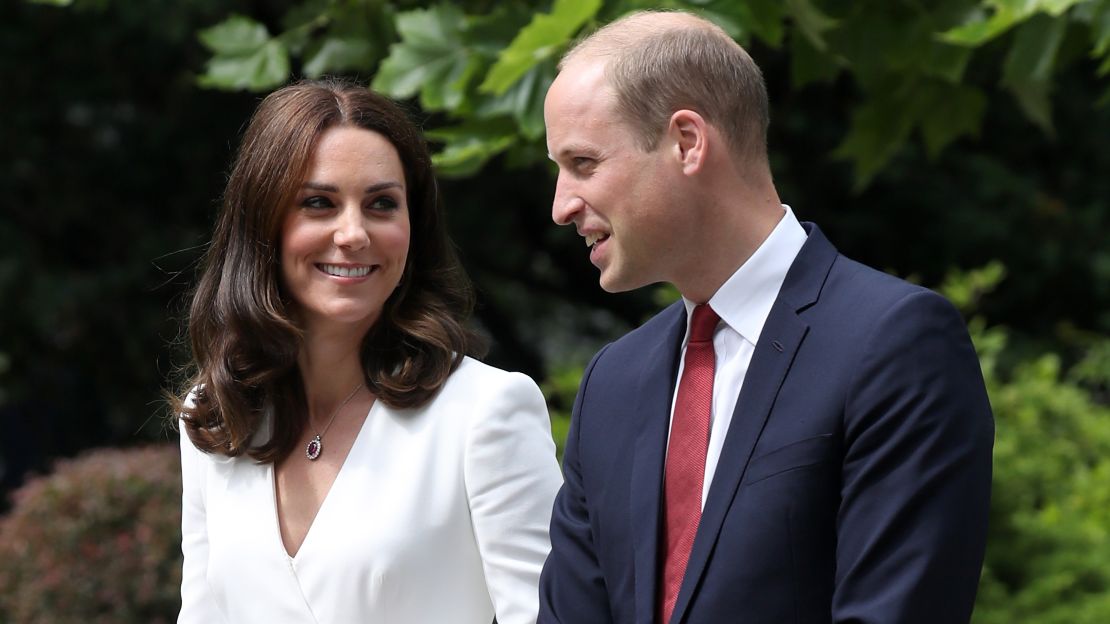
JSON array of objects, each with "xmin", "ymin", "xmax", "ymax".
[{"xmin": 2, "ymin": 0, "xmax": 1108, "ymax": 620}]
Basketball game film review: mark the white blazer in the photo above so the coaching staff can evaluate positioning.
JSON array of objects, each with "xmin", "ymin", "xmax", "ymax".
[{"xmin": 179, "ymin": 357, "xmax": 563, "ymax": 623}]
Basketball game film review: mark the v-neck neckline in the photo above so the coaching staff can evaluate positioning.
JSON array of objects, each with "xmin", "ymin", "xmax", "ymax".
[{"xmin": 269, "ymin": 400, "xmax": 380, "ymax": 562}]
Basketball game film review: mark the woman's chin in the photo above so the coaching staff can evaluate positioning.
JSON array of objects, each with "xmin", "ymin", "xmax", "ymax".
[{"xmin": 300, "ymin": 308, "xmax": 382, "ymax": 335}]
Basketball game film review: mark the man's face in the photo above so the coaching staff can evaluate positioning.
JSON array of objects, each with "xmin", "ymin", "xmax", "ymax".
[{"xmin": 544, "ymin": 60, "xmax": 681, "ymax": 293}]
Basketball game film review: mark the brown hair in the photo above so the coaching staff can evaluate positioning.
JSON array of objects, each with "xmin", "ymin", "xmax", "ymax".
[
  {"xmin": 173, "ymin": 78, "xmax": 483, "ymax": 461},
  {"xmin": 562, "ymin": 10, "xmax": 769, "ymax": 164}
]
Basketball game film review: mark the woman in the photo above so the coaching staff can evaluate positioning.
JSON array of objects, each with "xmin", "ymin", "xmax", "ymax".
[{"xmin": 173, "ymin": 79, "xmax": 562, "ymax": 623}]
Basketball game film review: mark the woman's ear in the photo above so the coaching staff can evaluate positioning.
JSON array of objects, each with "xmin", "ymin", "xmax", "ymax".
[{"xmin": 667, "ymin": 109, "xmax": 708, "ymax": 176}]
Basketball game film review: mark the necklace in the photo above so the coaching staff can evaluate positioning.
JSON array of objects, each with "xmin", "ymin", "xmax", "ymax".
[{"xmin": 305, "ymin": 381, "xmax": 364, "ymax": 461}]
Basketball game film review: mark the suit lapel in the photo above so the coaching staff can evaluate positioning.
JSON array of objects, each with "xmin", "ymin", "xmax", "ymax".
[
  {"xmin": 630, "ymin": 303, "xmax": 686, "ymax": 624},
  {"xmin": 670, "ymin": 223, "xmax": 837, "ymax": 624}
]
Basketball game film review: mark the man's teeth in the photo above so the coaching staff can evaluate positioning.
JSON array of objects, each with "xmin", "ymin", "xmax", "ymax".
[
  {"xmin": 320, "ymin": 264, "xmax": 372, "ymax": 277},
  {"xmin": 585, "ymin": 233, "xmax": 606, "ymax": 247}
]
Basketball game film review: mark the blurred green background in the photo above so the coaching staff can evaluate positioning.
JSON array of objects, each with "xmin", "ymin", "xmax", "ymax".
[{"xmin": 1, "ymin": 0, "xmax": 1109, "ymax": 621}]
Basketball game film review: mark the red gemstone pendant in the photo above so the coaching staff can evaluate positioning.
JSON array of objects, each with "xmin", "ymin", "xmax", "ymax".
[{"xmin": 306, "ymin": 435, "xmax": 322, "ymax": 460}]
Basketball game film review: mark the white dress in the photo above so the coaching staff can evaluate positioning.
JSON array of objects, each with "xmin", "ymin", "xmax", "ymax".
[{"xmin": 178, "ymin": 357, "xmax": 563, "ymax": 623}]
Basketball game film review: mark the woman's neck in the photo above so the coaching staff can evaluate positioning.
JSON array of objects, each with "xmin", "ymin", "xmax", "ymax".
[{"xmin": 296, "ymin": 323, "xmax": 369, "ymax": 414}]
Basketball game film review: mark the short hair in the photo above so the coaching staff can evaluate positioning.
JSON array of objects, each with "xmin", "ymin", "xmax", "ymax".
[
  {"xmin": 175, "ymin": 78, "xmax": 482, "ymax": 461},
  {"xmin": 562, "ymin": 10, "xmax": 769, "ymax": 163}
]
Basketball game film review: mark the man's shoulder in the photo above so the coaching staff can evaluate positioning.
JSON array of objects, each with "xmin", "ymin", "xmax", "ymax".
[
  {"xmin": 793, "ymin": 222, "xmax": 930, "ymax": 309},
  {"xmin": 828, "ymin": 253, "xmax": 948, "ymax": 313},
  {"xmin": 793, "ymin": 223, "xmax": 942, "ymax": 312},
  {"xmin": 607, "ymin": 299, "xmax": 685, "ymax": 354},
  {"xmin": 576, "ymin": 300, "xmax": 684, "ymax": 381}
]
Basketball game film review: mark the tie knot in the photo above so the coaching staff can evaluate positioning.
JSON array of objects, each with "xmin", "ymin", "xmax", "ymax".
[{"xmin": 688, "ymin": 304, "xmax": 719, "ymax": 343}]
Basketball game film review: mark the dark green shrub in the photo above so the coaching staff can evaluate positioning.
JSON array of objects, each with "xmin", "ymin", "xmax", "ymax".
[
  {"xmin": 940, "ymin": 265, "xmax": 1110, "ymax": 623},
  {"xmin": 970, "ymin": 332, "xmax": 1110, "ymax": 623},
  {"xmin": 0, "ymin": 445, "xmax": 182, "ymax": 623}
]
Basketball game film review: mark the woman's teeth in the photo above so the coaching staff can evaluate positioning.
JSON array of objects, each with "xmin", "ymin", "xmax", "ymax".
[{"xmin": 319, "ymin": 264, "xmax": 372, "ymax": 277}]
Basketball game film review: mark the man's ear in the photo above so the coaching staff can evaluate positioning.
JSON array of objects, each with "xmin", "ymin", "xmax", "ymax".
[{"xmin": 667, "ymin": 109, "xmax": 708, "ymax": 175}]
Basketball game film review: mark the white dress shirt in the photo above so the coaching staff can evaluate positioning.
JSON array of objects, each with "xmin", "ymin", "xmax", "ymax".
[
  {"xmin": 669, "ymin": 205, "xmax": 808, "ymax": 506},
  {"xmin": 179, "ymin": 357, "xmax": 563, "ymax": 624}
]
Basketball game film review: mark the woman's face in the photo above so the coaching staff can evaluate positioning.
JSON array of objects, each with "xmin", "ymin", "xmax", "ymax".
[{"xmin": 280, "ymin": 125, "xmax": 411, "ymax": 336}]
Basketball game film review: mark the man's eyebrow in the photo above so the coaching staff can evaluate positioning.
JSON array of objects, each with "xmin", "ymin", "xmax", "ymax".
[{"xmin": 549, "ymin": 145, "xmax": 598, "ymax": 161}]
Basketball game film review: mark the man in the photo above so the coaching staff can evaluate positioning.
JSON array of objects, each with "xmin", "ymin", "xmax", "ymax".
[{"xmin": 538, "ymin": 10, "xmax": 994, "ymax": 624}]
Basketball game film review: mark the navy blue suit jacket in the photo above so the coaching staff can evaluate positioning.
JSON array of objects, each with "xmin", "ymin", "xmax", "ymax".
[{"xmin": 538, "ymin": 224, "xmax": 994, "ymax": 624}]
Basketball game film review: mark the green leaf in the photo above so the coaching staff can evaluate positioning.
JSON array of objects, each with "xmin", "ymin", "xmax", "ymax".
[
  {"xmin": 198, "ymin": 15, "xmax": 271, "ymax": 56},
  {"xmin": 476, "ymin": 61, "xmax": 556, "ymax": 140},
  {"xmin": 514, "ymin": 64, "xmax": 552, "ymax": 140},
  {"xmin": 921, "ymin": 41, "xmax": 973, "ymax": 83},
  {"xmin": 396, "ymin": 2, "xmax": 465, "ymax": 48},
  {"xmin": 919, "ymin": 84, "xmax": 988, "ymax": 157},
  {"xmin": 426, "ymin": 119, "xmax": 519, "ymax": 177},
  {"xmin": 198, "ymin": 40, "xmax": 290, "ymax": 92},
  {"xmin": 1003, "ymin": 14, "xmax": 1067, "ymax": 133},
  {"xmin": 937, "ymin": 262, "xmax": 1007, "ymax": 313},
  {"xmin": 425, "ymin": 117, "xmax": 519, "ymax": 143},
  {"xmin": 714, "ymin": 0, "xmax": 786, "ymax": 47},
  {"xmin": 27, "ymin": 0, "xmax": 73, "ymax": 5},
  {"xmin": 1008, "ymin": 80, "xmax": 1055, "ymax": 132},
  {"xmin": 371, "ymin": 4, "xmax": 477, "ymax": 112},
  {"xmin": 1004, "ymin": 13, "xmax": 1067, "ymax": 83},
  {"xmin": 480, "ymin": 0, "xmax": 601, "ymax": 95},
  {"xmin": 1037, "ymin": 0, "xmax": 1087, "ymax": 17},
  {"xmin": 682, "ymin": 0, "xmax": 786, "ymax": 46},
  {"xmin": 692, "ymin": 8, "xmax": 748, "ymax": 41},
  {"xmin": 940, "ymin": 0, "xmax": 1084, "ymax": 46},
  {"xmin": 466, "ymin": 4, "xmax": 539, "ymax": 56},
  {"xmin": 940, "ymin": 6, "xmax": 1024, "ymax": 46},
  {"xmin": 373, "ymin": 43, "xmax": 455, "ymax": 100},
  {"xmin": 423, "ymin": 55, "xmax": 485, "ymax": 111},
  {"xmin": 276, "ymin": 0, "xmax": 331, "ymax": 54},
  {"xmin": 197, "ymin": 16, "xmax": 289, "ymax": 92},
  {"xmin": 789, "ymin": 28, "xmax": 841, "ymax": 86},
  {"xmin": 1090, "ymin": 0, "xmax": 1110, "ymax": 57},
  {"xmin": 833, "ymin": 86, "xmax": 917, "ymax": 190},
  {"xmin": 302, "ymin": 36, "xmax": 376, "ymax": 78},
  {"xmin": 280, "ymin": 0, "xmax": 331, "ymax": 33},
  {"xmin": 784, "ymin": 0, "xmax": 838, "ymax": 51}
]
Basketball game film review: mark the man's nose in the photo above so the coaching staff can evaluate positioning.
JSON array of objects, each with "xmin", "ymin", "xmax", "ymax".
[{"xmin": 551, "ymin": 174, "xmax": 583, "ymax": 226}]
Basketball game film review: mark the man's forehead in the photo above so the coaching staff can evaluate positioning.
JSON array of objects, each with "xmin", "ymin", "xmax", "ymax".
[
  {"xmin": 554, "ymin": 56, "xmax": 608, "ymax": 91},
  {"xmin": 547, "ymin": 62, "xmax": 616, "ymax": 118}
]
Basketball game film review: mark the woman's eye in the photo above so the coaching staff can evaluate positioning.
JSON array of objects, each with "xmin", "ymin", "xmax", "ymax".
[
  {"xmin": 301, "ymin": 195, "xmax": 333, "ymax": 210},
  {"xmin": 369, "ymin": 196, "xmax": 400, "ymax": 212}
]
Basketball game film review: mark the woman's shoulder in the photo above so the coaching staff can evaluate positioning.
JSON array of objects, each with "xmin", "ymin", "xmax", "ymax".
[
  {"xmin": 444, "ymin": 356, "xmax": 541, "ymax": 392},
  {"xmin": 423, "ymin": 356, "xmax": 545, "ymax": 414}
]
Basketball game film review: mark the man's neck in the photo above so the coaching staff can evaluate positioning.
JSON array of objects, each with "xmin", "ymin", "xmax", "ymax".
[{"xmin": 674, "ymin": 197, "xmax": 785, "ymax": 303}]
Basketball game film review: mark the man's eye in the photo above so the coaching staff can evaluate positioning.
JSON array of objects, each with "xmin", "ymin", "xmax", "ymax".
[
  {"xmin": 572, "ymin": 157, "xmax": 597, "ymax": 174},
  {"xmin": 301, "ymin": 196, "xmax": 333, "ymax": 209}
]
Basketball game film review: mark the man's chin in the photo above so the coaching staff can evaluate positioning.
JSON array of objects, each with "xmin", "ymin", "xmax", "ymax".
[{"xmin": 598, "ymin": 270, "xmax": 652, "ymax": 294}]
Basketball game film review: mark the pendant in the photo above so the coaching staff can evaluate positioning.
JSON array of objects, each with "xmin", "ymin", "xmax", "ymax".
[{"xmin": 306, "ymin": 435, "xmax": 322, "ymax": 460}]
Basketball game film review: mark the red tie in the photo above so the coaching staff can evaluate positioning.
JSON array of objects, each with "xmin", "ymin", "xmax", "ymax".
[{"xmin": 659, "ymin": 304, "xmax": 719, "ymax": 624}]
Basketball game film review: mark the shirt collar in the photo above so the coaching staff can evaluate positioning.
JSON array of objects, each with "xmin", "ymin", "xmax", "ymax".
[{"xmin": 682, "ymin": 205, "xmax": 808, "ymax": 345}]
